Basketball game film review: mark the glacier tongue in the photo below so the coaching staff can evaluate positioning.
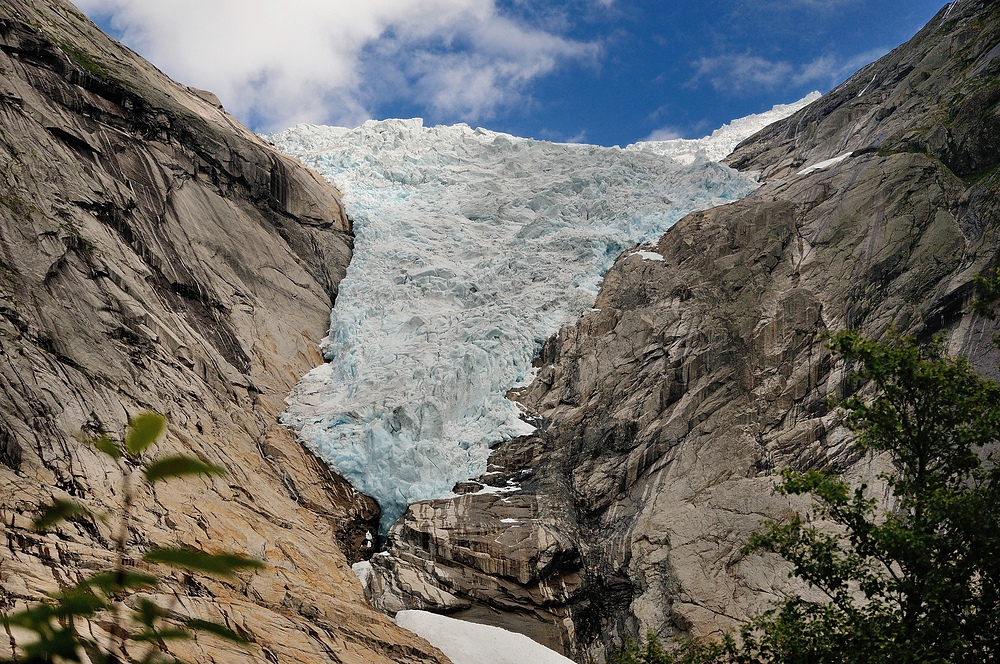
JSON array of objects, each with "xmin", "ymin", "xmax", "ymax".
[{"xmin": 269, "ymin": 118, "xmax": 769, "ymax": 531}]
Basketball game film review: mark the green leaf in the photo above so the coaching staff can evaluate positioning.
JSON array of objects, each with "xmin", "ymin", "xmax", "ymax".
[
  {"xmin": 82, "ymin": 570, "xmax": 159, "ymax": 594},
  {"xmin": 52, "ymin": 588, "xmax": 108, "ymax": 618},
  {"xmin": 138, "ymin": 651, "xmax": 188, "ymax": 664},
  {"xmin": 6, "ymin": 602, "xmax": 58, "ymax": 631},
  {"xmin": 134, "ymin": 598, "xmax": 164, "ymax": 628},
  {"xmin": 126, "ymin": 412, "xmax": 166, "ymax": 455},
  {"xmin": 972, "ymin": 269, "xmax": 1000, "ymax": 319},
  {"xmin": 23, "ymin": 625, "xmax": 84, "ymax": 661},
  {"xmin": 81, "ymin": 638, "xmax": 114, "ymax": 664},
  {"xmin": 92, "ymin": 435, "xmax": 122, "ymax": 459},
  {"xmin": 143, "ymin": 455, "xmax": 226, "ymax": 484},
  {"xmin": 143, "ymin": 547, "xmax": 265, "ymax": 578},
  {"xmin": 132, "ymin": 627, "xmax": 192, "ymax": 643},
  {"xmin": 185, "ymin": 618, "xmax": 251, "ymax": 645},
  {"xmin": 33, "ymin": 498, "xmax": 88, "ymax": 531}
]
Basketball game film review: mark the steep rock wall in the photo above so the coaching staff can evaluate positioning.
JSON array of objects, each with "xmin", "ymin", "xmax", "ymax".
[
  {"xmin": 0, "ymin": 1, "xmax": 448, "ymax": 662},
  {"xmin": 369, "ymin": 1, "xmax": 1000, "ymax": 661}
]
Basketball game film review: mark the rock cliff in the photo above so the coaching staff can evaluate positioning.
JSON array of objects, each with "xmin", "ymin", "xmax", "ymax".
[
  {"xmin": 0, "ymin": 0, "xmax": 448, "ymax": 661},
  {"xmin": 368, "ymin": 0, "xmax": 1000, "ymax": 660}
]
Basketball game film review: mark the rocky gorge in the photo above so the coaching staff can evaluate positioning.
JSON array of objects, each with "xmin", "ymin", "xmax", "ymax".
[{"xmin": 366, "ymin": 1, "xmax": 1000, "ymax": 661}]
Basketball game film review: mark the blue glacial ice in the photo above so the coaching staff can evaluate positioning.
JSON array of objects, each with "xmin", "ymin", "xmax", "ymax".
[{"xmin": 269, "ymin": 98, "xmax": 814, "ymax": 531}]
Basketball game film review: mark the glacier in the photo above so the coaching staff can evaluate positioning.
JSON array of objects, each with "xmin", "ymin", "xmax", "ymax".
[{"xmin": 269, "ymin": 95, "xmax": 815, "ymax": 531}]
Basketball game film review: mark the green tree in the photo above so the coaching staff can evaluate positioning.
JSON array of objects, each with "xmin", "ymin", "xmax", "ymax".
[
  {"xmin": 612, "ymin": 330, "xmax": 1000, "ymax": 663},
  {"xmin": 741, "ymin": 331, "xmax": 1000, "ymax": 663},
  {"xmin": 2, "ymin": 412, "xmax": 264, "ymax": 664},
  {"xmin": 611, "ymin": 632, "xmax": 736, "ymax": 664},
  {"xmin": 611, "ymin": 633, "xmax": 673, "ymax": 664}
]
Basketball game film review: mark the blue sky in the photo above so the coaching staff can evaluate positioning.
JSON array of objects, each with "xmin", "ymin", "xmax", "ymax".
[{"xmin": 78, "ymin": 0, "xmax": 946, "ymax": 146}]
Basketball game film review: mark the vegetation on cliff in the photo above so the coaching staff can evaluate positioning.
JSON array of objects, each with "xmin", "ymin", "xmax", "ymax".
[
  {"xmin": 2, "ymin": 413, "xmax": 264, "ymax": 664},
  {"xmin": 614, "ymin": 327, "xmax": 1000, "ymax": 663}
]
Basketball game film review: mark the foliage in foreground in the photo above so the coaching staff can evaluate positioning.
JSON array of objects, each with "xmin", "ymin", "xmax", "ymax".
[
  {"xmin": 612, "ymin": 330, "xmax": 1000, "ymax": 663},
  {"xmin": 611, "ymin": 633, "xmax": 733, "ymax": 664},
  {"xmin": 1, "ymin": 412, "xmax": 265, "ymax": 664}
]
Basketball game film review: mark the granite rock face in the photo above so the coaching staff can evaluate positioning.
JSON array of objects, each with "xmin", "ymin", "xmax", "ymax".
[
  {"xmin": 368, "ymin": 484, "xmax": 584, "ymax": 654},
  {"xmin": 0, "ymin": 1, "xmax": 448, "ymax": 662},
  {"xmin": 369, "ymin": 1, "xmax": 1000, "ymax": 660}
]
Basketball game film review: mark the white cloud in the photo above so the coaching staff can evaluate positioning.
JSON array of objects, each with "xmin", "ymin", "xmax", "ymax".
[
  {"xmin": 692, "ymin": 54, "xmax": 793, "ymax": 92},
  {"xmin": 791, "ymin": 48, "xmax": 889, "ymax": 85},
  {"xmin": 77, "ymin": 0, "xmax": 597, "ymax": 131},
  {"xmin": 363, "ymin": 12, "xmax": 596, "ymax": 121},
  {"xmin": 691, "ymin": 47, "xmax": 889, "ymax": 93},
  {"xmin": 643, "ymin": 127, "xmax": 683, "ymax": 141}
]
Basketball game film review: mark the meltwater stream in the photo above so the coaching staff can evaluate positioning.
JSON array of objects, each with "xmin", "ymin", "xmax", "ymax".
[{"xmin": 269, "ymin": 96, "xmax": 815, "ymax": 531}]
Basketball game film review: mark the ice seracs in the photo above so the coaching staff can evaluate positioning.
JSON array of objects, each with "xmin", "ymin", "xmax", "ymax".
[{"xmin": 269, "ymin": 96, "xmax": 816, "ymax": 531}]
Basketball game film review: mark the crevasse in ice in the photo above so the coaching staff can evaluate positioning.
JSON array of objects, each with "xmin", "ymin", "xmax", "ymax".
[{"xmin": 269, "ymin": 97, "xmax": 813, "ymax": 531}]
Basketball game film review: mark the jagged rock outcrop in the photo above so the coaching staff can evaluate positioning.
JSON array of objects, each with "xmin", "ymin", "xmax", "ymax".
[
  {"xmin": 368, "ymin": 484, "xmax": 583, "ymax": 653},
  {"xmin": 0, "ymin": 1, "xmax": 449, "ymax": 662},
  {"xmin": 369, "ymin": 1, "xmax": 1000, "ymax": 661}
]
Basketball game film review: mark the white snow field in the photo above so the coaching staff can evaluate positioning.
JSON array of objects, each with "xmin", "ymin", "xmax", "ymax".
[
  {"xmin": 396, "ymin": 610, "xmax": 575, "ymax": 664},
  {"xmin": 270, "ymin": 95, "xmax": 814, "ymax": 530},
  {"xmin": 626, "ymin": 92, "xmax": 820, "ymax": 163}
]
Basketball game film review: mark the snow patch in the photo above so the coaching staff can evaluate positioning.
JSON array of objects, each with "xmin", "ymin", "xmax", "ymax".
[
  {"xmin": 396, "ymin": 610, "xmax": 576, "ymax": 664},
  {"xmin": 856, "ymin": 73, "xmax": 877, "ymax": 97},
  {"xmin": 352, "ymin": 561, "xmax": 372, "ymax": 590},
  {"xmin": 629, "ymin": 250, "xmax": 664, "ymax": 262},
  {"xmin": 474, "ymin": 482, "xmax": 522, "ymax": 496},
  {"xmin": 797, "ymin": 152, "xmax": 853, "ymax": 175}
]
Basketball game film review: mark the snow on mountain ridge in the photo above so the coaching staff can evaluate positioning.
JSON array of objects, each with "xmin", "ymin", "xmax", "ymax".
[
  {"xmin": 627, "ymin": 91, "xmax": 821, "ymax": 163},
  {"xmin": 269, "ymin": 101, "xmax": 812, "ymax": 531}
]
